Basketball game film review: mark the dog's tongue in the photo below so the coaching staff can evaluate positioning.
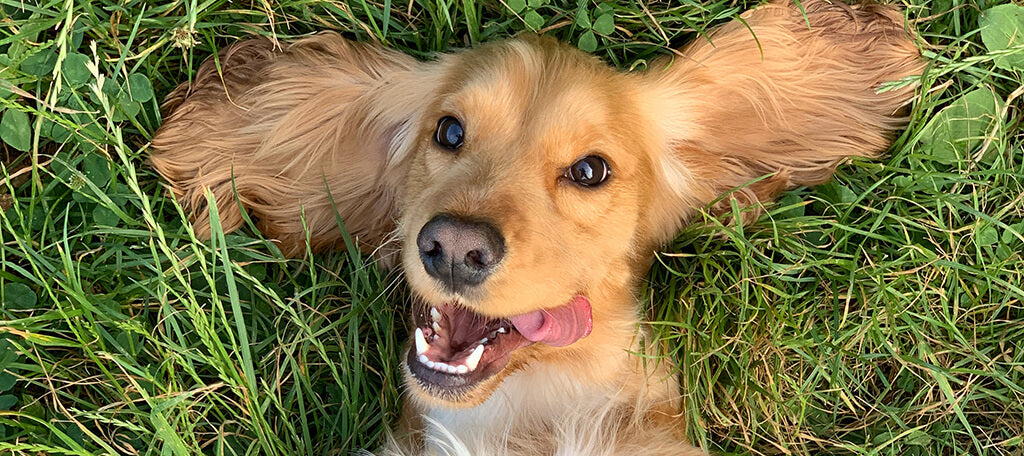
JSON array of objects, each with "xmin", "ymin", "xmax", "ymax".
[{"xmin": 508, "ymin": 296, "xmax": 592, "ymax": 347}]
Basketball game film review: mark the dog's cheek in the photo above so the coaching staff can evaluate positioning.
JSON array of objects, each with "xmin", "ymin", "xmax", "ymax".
[
  {"xmin": 556, "ymin": 183, "xmax": 641, "ymax": 263},
  {"xmin": 398, "ymin": 153, "xmax": 449, "ymax": 247}
]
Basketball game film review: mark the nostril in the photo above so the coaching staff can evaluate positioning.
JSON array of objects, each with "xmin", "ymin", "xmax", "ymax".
[
  {"xmin": 465, "ymin": 249, "xmax": 487, "ymax": 269},
  {"xmin": 424, "ymin": 240, "xmax": 443, "ymax": 257}
]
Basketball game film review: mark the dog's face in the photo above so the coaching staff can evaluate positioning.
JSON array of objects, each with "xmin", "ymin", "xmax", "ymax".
[{"xmin": 398, "ymin": 38, "xmax": 664, "ymax": 407}]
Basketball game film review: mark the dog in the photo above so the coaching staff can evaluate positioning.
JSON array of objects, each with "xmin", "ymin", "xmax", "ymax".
[{"xmin": 149, "ymin": 0, "xmax": 923, "ymax": 453}]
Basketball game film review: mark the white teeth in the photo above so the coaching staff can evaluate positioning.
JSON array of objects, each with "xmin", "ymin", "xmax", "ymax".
[
  {"xmin": 414, "ymin": 328, "xmax": 429, "ymax": 355},
  {"xmin": 497, "ymin": 327, "xmax": 507, "ymax": 334},
  {"xmin": 418, "ymin": 353, "xmax": 478, "ymax": 375},
  {"xmin": 465, "ymin": 344, "xmax": 484, "ymax": 371},
  {"xmin": 413, "ymin": 312, "xmax": 488, "ymax": 375}
]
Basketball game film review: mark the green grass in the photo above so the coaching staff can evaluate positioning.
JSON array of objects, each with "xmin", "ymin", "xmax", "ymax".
[{"xmin": 1, "ymin": 0, "xmax": 1022, "ymax": 455}]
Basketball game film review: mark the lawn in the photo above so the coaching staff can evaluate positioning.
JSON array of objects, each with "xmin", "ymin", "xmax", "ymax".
[{"xmin": 1, "ymin": 0, "xmax": 1022, "ymax": 455}]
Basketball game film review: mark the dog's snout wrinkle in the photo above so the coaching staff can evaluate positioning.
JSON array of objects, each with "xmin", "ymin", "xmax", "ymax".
[{"xmin": 417, "ymin": 214, "xmax": 505, "ymax": 293}]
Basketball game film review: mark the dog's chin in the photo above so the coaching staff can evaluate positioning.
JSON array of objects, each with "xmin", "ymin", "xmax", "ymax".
[
  {"xmin": 403, "ymin": 296, "xmax": 592, "ymax": 408},
  {"xmin": 403, "ymin": 349, "xmax": 525, "ymax": 409}
]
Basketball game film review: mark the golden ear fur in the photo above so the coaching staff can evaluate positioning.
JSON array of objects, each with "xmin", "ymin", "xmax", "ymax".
[
  {"xmin": 150, "ymin": 33, "xmax": 436, "ymax": 257},
  {"xmin": 642, "ymin": 0, "xmax": 925, "ymax": 245}
]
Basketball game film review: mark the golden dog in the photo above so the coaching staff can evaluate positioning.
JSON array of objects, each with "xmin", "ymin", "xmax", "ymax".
[{"xmin": 150, "ymin": 0, "xmax": 923, "ymax": 453}]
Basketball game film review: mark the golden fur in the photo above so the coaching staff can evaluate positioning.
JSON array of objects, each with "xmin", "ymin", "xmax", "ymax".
[{"xmin": 150, "ymin": 1, "xmax": 923, "ymax": 454}]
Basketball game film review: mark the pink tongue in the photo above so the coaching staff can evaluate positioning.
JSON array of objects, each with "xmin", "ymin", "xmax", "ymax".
[{"xmin": 508, "ymin": 296, "xmax": 593, "ymax": 347}]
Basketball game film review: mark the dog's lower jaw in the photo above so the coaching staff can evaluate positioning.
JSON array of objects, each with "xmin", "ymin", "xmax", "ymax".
[{"xmin": 393, "ymin": 306, "xmax": 703, "ymax": 455}]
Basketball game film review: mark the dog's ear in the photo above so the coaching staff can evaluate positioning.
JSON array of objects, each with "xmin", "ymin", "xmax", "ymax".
[
  {"xmin": 638, "ymin": 0, "xmax": 924, "ymax": 246},
  {"xmin": 151, "ymin": 32, "xmax": 436, "ymax": 258}
]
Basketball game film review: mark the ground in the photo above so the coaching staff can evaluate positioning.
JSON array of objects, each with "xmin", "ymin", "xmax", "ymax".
[{"xmin": 0, "ymin": 0, "xmax": 1022, "ymax": 455}]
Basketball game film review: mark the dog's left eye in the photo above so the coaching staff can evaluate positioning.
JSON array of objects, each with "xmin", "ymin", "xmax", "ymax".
[
  {"xmin": 435, "ymin": 116, "xmax": 464, "ymax": 150},
  {"xmin": 567, "ymin": 155, "xmax": 611, "ymax": 187}
]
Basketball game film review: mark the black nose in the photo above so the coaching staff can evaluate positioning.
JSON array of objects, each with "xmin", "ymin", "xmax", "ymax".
[{"xmin": 417, "ymin": 214, "xmax": 505, "ymax": 293}]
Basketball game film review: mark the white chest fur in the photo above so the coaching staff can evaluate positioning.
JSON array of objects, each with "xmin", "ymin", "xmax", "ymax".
[{"xmin": 420, "ymin": 359, "xmax": 645, "ymax": 455}]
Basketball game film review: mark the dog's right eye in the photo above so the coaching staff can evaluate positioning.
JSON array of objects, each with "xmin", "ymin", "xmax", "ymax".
[
  {"xmin": 566, "ymin": 155, "xmax": 611, "ymax": 187},
  {"xmin": 435, "ymin": 116, "xmax": 464, "ymax": 150}
]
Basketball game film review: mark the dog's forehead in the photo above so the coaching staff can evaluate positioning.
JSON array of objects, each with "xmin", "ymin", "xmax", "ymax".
[
  {"xmin": 449, "ymin": 40, "xmax": 613, "ymax": 101},
  {"xmin": 440, "ymin": 38, "xmax": 630, "ymax": 159}
]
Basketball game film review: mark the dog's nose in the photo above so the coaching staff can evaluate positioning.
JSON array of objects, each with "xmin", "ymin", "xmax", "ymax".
[{"xmin": 417, "ymin": 214, "xmax": 505, "ymax": 293}]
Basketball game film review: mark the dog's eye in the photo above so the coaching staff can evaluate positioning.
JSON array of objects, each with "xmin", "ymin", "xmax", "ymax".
[
  {"xmin": 435, "ymin": 116, "xmax": 464, "ymax": 150},
  {"xmin": 567, "ymin": 155, "xmax": 610, "ymax": 187}
]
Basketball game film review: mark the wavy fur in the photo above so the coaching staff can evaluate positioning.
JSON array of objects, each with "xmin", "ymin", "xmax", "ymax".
[
  {"xmin": 150, "ymin": 1, "xmax": 923, "ymax": 454},
  {"xmin": 151, "ymin": 35, "xmax": 436, "ymax": 257},
  {"xmin": 640, "ymin": 0, "xmax": 923, "ymax": 243}
]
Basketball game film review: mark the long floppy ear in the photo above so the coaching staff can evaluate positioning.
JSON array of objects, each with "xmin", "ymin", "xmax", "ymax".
[
  {"xmin": 640, "ymin": 0, "xmax": 924, "ymax": 245},
  {"xmin": 150, "ymin": 32, "xmax": 437, "ymax": 257}
]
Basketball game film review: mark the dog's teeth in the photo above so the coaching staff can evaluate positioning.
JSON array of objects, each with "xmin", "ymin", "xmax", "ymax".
[
  {"xmin": 497, "ymin": 327, "xmax": 508, "ymax": 334},
  {"xmin": 414, "ymin": 328, "xmax": 430, "ymax": 355},
  {"xmin": 432, "ymin": 321, "xmax": 441, "ymax": 332},
  {"xmin": 465, "ymin": 344, "xmax": 484, "ymax": 371},
  {"xmin": 479, "ymin": 337, "xmax": 488, "ymax": 345},
  {"xmin": 425, "ymin": 360, "xmax": 436, "ymax": 369},
  {"xmin": 418, "ymin": 354, "xmax": 429, "ymax": 364},
  {"xmin": 446, "ymin": 364, "xmax": 458, "ymax": 374},
  {"xmin": 455, "ymin": 365, "xmax": 468, "ymax": 375},
  {"xmin": 430, "ymin": 307, "xmax": 441, "ymax": 322}
]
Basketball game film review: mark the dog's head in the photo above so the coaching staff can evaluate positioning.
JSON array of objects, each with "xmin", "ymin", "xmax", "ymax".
[
  {"xmin": 390, "ymin": 15, "xmax": 921, "ymax": 404},
  {"xmin": 150, "ymin": 0, "xmax": 922, "ymax": 410},
  {"xmin": 396, "ymin": 37, "xmax": 668, "ymax": 406}
]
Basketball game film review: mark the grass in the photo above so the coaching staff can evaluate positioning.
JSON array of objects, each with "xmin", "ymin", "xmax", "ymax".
[{"xmin": 0, "ymin": 0, "xmax": 1021, "ymax": 454}]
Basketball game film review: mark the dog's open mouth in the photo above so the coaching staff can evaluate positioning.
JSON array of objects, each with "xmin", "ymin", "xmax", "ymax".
[{"xmin": 406, "ymin": 295, "xmax": 593, "ymax": 397}]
